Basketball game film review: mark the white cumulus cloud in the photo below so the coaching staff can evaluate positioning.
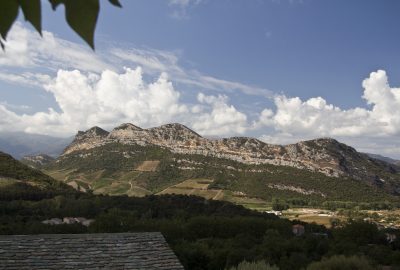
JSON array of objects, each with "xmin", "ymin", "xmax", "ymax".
[
  {"xmin": 258, "ymin": 70, "xmax": 400, "ymax": 152},
  {"xmin": 0, "ymin": 68, "xmax": 187, "ymax": 136},
  {"xmin": 192, "ymin": 93, "xmax": 248, "ymax": 136},
  {"xmin": 0, "ymin": 67, "xmax": 251, "ymax": 137},
  {"xmin": 0, "ymin": 24, "xmax": 399, "ymax": 157}
]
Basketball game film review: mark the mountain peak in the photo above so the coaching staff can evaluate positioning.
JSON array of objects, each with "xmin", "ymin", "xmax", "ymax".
[
  {"xmin": 77, "ymin": 126, "xmax": 109, "ymax": 138},
  {"xmin": 160, "ymin": 123, "xmax": 198, "ymax": 132},
  {"xmin": 301, "ymin": 137, "xmax": 338, "ymax": 144},
  {"xmin": 113, "ymin": 123, "xmax": 142, "ymax": 131},
  {"xmin": 302, "ymin": 137, "xmax": 358, "ymax": 153},
  {"xmin": 63, "ymin": 126, "xmax": 109, "ymax": 155},
  {"xmin": 148, "ymin": 123, "xmax": 202, "ymax": 141}
]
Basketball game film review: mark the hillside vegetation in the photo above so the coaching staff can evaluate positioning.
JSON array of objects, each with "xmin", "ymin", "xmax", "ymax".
[
  {"xmin": 44, "ymin": 142, "xmax": 399, "ymax": 206},
  {"xmin": 0, "ymin": 151, "xmax": 76, "ymax": 200}
]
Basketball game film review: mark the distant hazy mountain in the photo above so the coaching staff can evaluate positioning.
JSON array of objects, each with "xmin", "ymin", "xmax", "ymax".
[
  {"xmin": 0, "ymin": 132, "xmax": 72, "ymax": 159},
  {"xmin": 366, "ymin": 153, "xmax": 400, "ymax": 166}
]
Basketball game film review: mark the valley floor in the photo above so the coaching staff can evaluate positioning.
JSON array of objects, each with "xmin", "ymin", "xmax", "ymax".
[{"xmin": 242, "ymin": 203, "xmax": 400, "ymax": 230}]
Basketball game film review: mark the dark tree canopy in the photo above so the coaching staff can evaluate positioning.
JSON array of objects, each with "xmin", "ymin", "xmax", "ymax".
[{"xmin": 0, "ymin": 0, "xmax": 122, "ymax": 50}]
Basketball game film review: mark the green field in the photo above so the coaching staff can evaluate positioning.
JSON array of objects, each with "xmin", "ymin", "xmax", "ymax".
[
  {"xmin": 44, "ymin": 168, "xmax": 152, "ymax": 197},
  {"xmin": 157, "ymin": 178, "xmax": 224, "ymax": 200},
  {"xmin": 0, "ymin": 177, "xmax": 17, "ymax": 187}
]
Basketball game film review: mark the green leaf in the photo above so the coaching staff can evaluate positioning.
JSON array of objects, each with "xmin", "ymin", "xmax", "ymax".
[
  {"xmin": 0, "ymin": 0, "xmax": 19, "ymax": 40},
  {"xmin": 64, "ymin": 0, "xmax": 99, "ymax": 49},
  {"xmin": 48, "ymin": 0, "xmax": 62, "ymax": 10},
  {"xmin": 18, "ymin": 0, "xmax": 42, "ymax": 35},
  {"xmin": 51, "ymin": 0, "xmax": 100, "ymax": 50},
  {"xmin": 108, "ymin": 0, "xmax": 122, "ymax": 8},
  {"xmin": 48, "ymin": 0, "xmax": 121, "ymax": 50}
]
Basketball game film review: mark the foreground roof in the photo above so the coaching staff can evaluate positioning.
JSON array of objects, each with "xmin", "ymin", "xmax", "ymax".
[{"xmin": 0, "ymin": 232, "xmax": 183, "ymax": 270}]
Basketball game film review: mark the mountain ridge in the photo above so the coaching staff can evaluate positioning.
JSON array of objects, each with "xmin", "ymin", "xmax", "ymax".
[
  {"xmin": 38, "ymin": 122, "xmax": 400, "ymax": 203},
  {"xmin": 61, "ymin": 123, "xmax": 399, "ymax": 187}
]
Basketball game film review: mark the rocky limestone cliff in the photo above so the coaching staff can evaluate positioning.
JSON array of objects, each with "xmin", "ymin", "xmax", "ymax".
[
  {"xmin": 63, "ymin": 126, "xmax": 109, "ymax": 155},
  {"xmin": 61, "ymin": 123, "xmax": 399, "ymax": 185},
  {"xmin": 281, "ymin": 138, "xmax": 398, "ymax": 182},
  {"xmin": 147, "ymin": 123, "xmax": 202, "ymax": 142}
]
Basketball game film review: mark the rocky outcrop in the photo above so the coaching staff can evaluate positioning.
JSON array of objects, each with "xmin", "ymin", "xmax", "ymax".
[
  {"xmin": 147, "ymin": 123, "xmax": 201, "ymax": 142},
  {"xmin": 63, "ymin": 126, "xmax": 109, "ymax": 155}
]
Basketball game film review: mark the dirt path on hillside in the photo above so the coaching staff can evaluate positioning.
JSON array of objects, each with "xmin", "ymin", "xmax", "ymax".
[{"xmin": 212, "ymin": 190, "xmax": 223, "ymax": 200}]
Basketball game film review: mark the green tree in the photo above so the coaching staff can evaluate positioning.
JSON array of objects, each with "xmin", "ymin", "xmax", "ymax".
[{"xmin": 272, "ymin": 199, "xmax": 289, "ymax": 211}]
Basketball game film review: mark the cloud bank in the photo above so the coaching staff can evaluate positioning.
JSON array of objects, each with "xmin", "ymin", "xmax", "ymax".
[
  {"xmin": 0, "ymin": 67, "xmax": 248, "ymax": 137},
  {"xmin": 0, "ymin": 24, "xmax": 399, "ymax": 157},
  {"xmin": 258, "ymin": 70, "xmax": 400, "ymax": 138}
]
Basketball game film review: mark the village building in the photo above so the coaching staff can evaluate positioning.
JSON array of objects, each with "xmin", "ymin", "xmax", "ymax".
[
  {"xmin": 42, "ymin": 217, "xmax": 95, "ymax": 227},
  {"xmin": 265, "ymin": 210, "xmax": 282, "ymax": 216}
]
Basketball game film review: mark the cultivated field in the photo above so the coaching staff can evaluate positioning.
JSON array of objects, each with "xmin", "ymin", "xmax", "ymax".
[
  {"xmin": 157, "ymin": 179, "xmax": 225, "ymax": 200},
  {"xmin": 44, "ymin": 169, "xmax": 152, "ymax": 197},
  {"xmin": 135, "ymin": 160, "xmax": 160, "ymax": 172}
]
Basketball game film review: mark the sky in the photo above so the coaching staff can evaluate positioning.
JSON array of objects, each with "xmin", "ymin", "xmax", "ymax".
[{"xmin": 0, "ymin": 0, "xmax": 400, "ymax": 158}]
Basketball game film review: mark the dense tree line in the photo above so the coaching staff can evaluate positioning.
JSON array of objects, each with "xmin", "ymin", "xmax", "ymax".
[{"xmin": 1, "ymin": 188, "xmax": 400, "ymax": 269}]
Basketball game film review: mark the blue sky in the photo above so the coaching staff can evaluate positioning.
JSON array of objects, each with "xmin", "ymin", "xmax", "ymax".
[
  {"xmin": 0, "ymin": 0, "xmax": 400, "ymax": 157},
  {"xmin": 96, "ymin": 0, "xmax": 400, "ymax": 107}
]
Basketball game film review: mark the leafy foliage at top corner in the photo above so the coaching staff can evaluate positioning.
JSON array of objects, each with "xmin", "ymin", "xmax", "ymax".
[{"xmin": 0, "ymin": 0, "xmax": 122, "ymax": 50}]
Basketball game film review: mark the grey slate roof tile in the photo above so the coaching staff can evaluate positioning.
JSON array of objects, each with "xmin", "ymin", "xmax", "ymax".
[{"xmin": 0, "ymin": 232, "xmax": 184, "ymax": 270}]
